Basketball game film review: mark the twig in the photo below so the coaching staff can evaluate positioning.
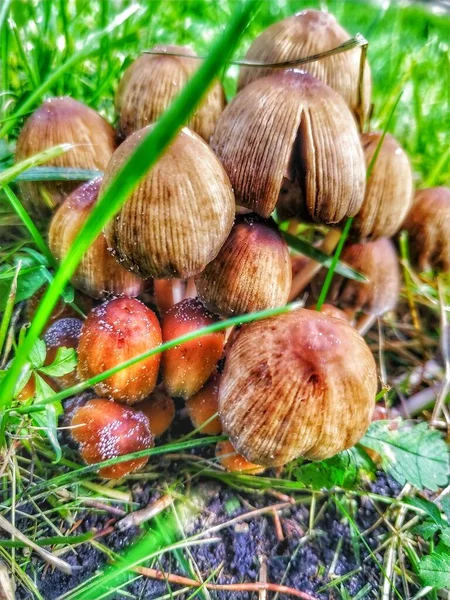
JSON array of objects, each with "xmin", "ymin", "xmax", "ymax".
[
  {"xmin": 117, "ymin": 494, "xmax": 173, "ymax": 531},
  {"xmin": 431, "ymin": 276, "xmax": 450, "ymax": 424},
  {"xmin": 0, "ymin": 561, "xmax": 15, "ymax": 600},
  {"xmin": 258, "ymin": 555, "xmax": 268, "ymax": 600},
  {"xmin": 272, "ymin": 507, "xmax": 285, "ymax": 542},
  {"xmin": 0, "ymin": 514, "xmax": 72, "ymax": 575},
  {"xmin": 135, "ymin": 565, "xmax": 319, "ymax": 599}
]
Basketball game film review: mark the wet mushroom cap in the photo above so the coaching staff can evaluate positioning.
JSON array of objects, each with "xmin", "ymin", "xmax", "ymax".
[
  {"xmin": 103, "ymin": 126, "xmax": 235, "ymax": 280},
  {"xmin": 186, "ymin": 371, "xmax": 222, "ymax": 435},
  {"xmin": 15, "ymin": 97, "xmax": 116, "ymax": 213},
  {"xmin": 49, "ymin": 178, "xmax": 145, "ymax": 299},
  {"xmin": 402, "ymin": 187, "xmax": 450, "ymax": 273},
  {"xmin": 211, "ymin": 70, "xmax": 366, "ymax": 221},
  {"xmin": 116, "ymin": 45, "xmax": 225, "ymax": 141},
  {"xmin": 196, "ymin": 214, "xmax": 291, "ymax": 317},
  {"xmin": 352, "ymin": 132, "xmax": 413, "ymax": 239},
  {"xmin": 219, "ymin": 308, "xmax": 376, "ymax": 466},
  {"xmin": 238, "ymin": 10, "xmax": 372, "ymax": 120}
]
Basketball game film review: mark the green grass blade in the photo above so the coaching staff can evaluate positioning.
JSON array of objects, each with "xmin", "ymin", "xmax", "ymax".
[
  {"xmin": 6, "ymin": 166, "xmax": 101, "ymax": 182},
  {"xmin": 0, "ymin": 144, "xmax": 74, "ymax": 188},
  {"xmin": 0, "ymin": 261, "xmax": 20, "ymax": 356},
  {"xmin": 3, "ymin": 186, "xmax": 56, "ymax": 266},
  {"xmin": 0, "ymin": 0, "xmax": 257, "ymax": 408},
  {"xmin": 282, "ymin": 231, "xmax": 366, "ymax": 282}
]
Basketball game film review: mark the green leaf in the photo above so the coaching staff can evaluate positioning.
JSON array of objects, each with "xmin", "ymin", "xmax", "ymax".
[
  {"xmin": 419, "ymin": 544, "xmax": 450, "ymax": 588},
  {"xmin": 441, "ymin": 496, "xmax": 450, "ymax": 523},
  {"xmin": 29, "ymin": 339, "xmax": 46, "ymax": 369},
  {"xmin": 293, "ymin": 447, "xmax": 374, "ymax": 490},
  {"xmin": 39, "ymin": 347, "xmax": 77, "ymax": 378},
  {"xmin": 440, "ymin": 528, "xmax": 450, "ymax": 547},
  {"xmin": 403, "ymin": 496, "xmax": 445, "ymax": 526},
  {"xmin": 412, "ymin": 521, "xmax": 441, "ymax": 541},
  {"xmin": 0, "ymin": 261, "xmax": 47, "ymax": 311},
  {"xmin": 361, "ymin": 421, "xmax": 450, "ymax": 491},
  {"xmin": 282, "ymin": 231, "xmax": 367, "ymax": 282},
  {"xmin": 32, "ymin": 375, "xmax": 62, "ymax": 462}
]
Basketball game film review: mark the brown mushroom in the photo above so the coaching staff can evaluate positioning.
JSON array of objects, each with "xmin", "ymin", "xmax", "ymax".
[
  {"xmin": 186, "ymin": 371, "xmax": 222, "ymax": 435},
  {"xmin": 196, "ymin": 214, "xmax": 291, "ymax": 317},
  {"xmin": 15, "ymin": 97, "xmax": 115, "ymax": 214},
  {"xmin": 49, "ymin": 178, "xmax": 145, "ymax": 299},
  {"xmin": 215, "ymin": 440, "xmax": 265, "ymax": 474},
  {"xmin": 116, "ymin": 46, "xmax": 225, "ymax": 142},
  {"xmin": 237, "ymin": 10, "xmax": 371, "ymax": 123},
  {"xmin": 137, "ymin": 389, "xmax": 175, "ymax": 438},
  {"xmin": 219, "ymin": 308, "xmax": 376, "ymax": 466},
  {"xmin": 402, "ymin": 187, "xmax": 450, "ymax": 273},
  {"xmin": 103, "ymin": 126, "xmax": 235, "ymax": 280}
]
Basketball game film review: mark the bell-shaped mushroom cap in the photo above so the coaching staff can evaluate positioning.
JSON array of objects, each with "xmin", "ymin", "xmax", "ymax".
[
  {"xmin": 402, "ymin": 187, "xmax": 450, "ymax": 273},
  {"xmin": 196, "ymin": 214, "xmax": 291, "ymax": 316},
  {"xmin": 322, "ymin": 238, "xmax": 400, "ymax": 317},
  {"xmin": 238, "ymin": 10, "xmax": 372, "ymax": 121},
  {"xmin": 49, "ymin": 178, "xmax": 145, "ymax": 299},
  {"xmin": 353, "ymin": 132, "xmax": 413, "ymax": 239},
  {"xmin": 103, "ymin": 126, "xmax": 235, "ymax": 280},
  {"xmin": 15, "ymin": 97, "xmax": 116, "ymax": 213},
  {"xmin": 219, "ymin": 308, "xmax": 376, "ymax": 466},
  {"xmin": 116, "ymin": 45, "xmax": 225, "ymax": 142},
  {"xmin": 211, "ymin": 70, "xmax": 366, "ymax": 221}
]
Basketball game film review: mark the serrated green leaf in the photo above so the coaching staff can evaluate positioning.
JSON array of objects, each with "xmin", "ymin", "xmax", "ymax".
[
  {"xmin": 361, "ymin": 421, "xmax": 449, "ymax": 491},
  {"xmin": 32, "ymin": 376, "xmax": 62, "ymax": 462},
  {"xmin": 29, "ymin": 339, "xmax": 46, "ymax": 369},
  {"xmin": 412, "ymin": 521, "xmax": 441, "ymax": 540},
  {"xmin": 293, "ymin": 447, "xmax": 374, "ymax": 490},
  {"xmin": 440, "ymin": 528, "xmax": 450, "ymax": 547},
  {"xmin": 403, "ymin": 496, "xmax": 445, "ymax": 526},
  {"xmin": 39, "ymin": 347, "xmax": 77, "ymax": 378},
  {"xmin": 419, "ymin": 544, "xmax": 450, "ymax": 588},
  {"xmin": 0, "ymin": 262, "xmax": 47, "ymax": 311}
]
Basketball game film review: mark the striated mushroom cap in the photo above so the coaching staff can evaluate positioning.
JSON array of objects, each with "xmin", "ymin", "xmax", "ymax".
[
  {"xmin": 323, "ymin": 238, "xmax": 400, "ymax": 317},
  {"xmin": 211, "ymin": 70, "xmax": 366, "ymax": 221},
  {"xmin": 196, "ymin": 214, "xmax": 291, "ymax": 316},
  {"xmin": 49, "ymin": 179, "xmax": 145, "ymax": 299},
  {"xmin": 219, "ymin": 308, "xmax": 376, "ymax": 466},
  {"xmin": 238, "ymin": 10, "xmax": 372, "ymax": 121},
  {"xmin": 353, "ymin": 132, "xmax": 413, "ymax": 239},
  {"xmin": 15, "ymin": 97, "xmax": 116, "ymax": 214},
  {"xmin": 402, "ymin": 187, "xmax": 450, "ymax": 273},
  {"xmin": 116, "ymin": 46, "xmax": 225, "ymax": 142},
  {"xmin": 103, "ymin": 126, "xmax": 235, "ymax": 280}
]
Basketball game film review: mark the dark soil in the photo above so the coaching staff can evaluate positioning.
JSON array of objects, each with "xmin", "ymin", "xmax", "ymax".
[{"xmin": 11, "ymin": 472, "xmax": 404, "ymax": 600}]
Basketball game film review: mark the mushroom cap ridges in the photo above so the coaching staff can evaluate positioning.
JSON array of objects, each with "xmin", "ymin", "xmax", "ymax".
[
  {"xmin": 403, "ymin": 187, "xmax": 450, "ymax": 272},
  {"xmin": 211, "ymin": 70, "xmax": 365, "ymax": 221},
  {"xmin": 102, "ymin": 126, "xmax": 235, "ymax": 279},
  {"xmin": 219, "ymin": 308, "xmax": 376, "ymax": 466}
]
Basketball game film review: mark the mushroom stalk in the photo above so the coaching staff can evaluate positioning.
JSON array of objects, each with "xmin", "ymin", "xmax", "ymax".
[{"xmin": 289, "ymin": 228, "xmax": 342, "ymax": 301}]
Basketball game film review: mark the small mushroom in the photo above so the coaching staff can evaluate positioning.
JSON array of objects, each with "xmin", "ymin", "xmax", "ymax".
[
  {"xmin": 116, "ymin": 46, "xmax": 225, "ymax": 142},
  {"xmin": 196, "ymin": 214, "xmax": 291, "ymax": 317},
  {"xmin": 238, "ymin": 10, "xmax": 372, "ymax": 122},
  {"xmin": 215, "ymin": 440, "xmax": 265, "ymax": 474},
  {"xmin": 317, "ymin": 238, "xmax": 400, "ymax": 334},
  {"xmin": 15, "ymin": 97, "xmax": 116, "ymax": 214},
  {"xmin": 353, "ymin": 132, "xmax": 413, "ymax": 239},
  {"xmin": 49, "ymin": 178, "xmax": 145, "ymax": 299},
  {"xmin": 71, "ymin": 398, "xmax": 154, "ymax": 479},
  {"xmin": 77, "ymin": 298, "xmax": 162, "ymax": 404},
  {"xmin": 219, "ymin": 308, "xmax": 376, "ymax": 466},
  {"xmin": 162, "ymin": 298, "xmax": 224, "ymax": 399},
  {"xmin": 186, "ymin": 371, "xmax": 222, "ymax": 435},
  {"xmin": 137, "ymin": 389, "xmax": 175, "ymax": 438},
  {"xmin": 211, "ymin": 70, "xmax": 366, "ymax": 221},
  {"xmin": 402, "ymin": 187, "xmax": 450, "ymax": 273},
  {"xmin": 103, "ymin": 126, "xmax": 235, "ymax": 280}
]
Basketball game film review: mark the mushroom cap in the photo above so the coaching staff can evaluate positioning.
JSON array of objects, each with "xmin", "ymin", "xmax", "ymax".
[
  {"xmin": 103, "ymin": 126, "xmax": 235, "ymax": 280},
  {"xmin": 238, "ymin": 10, "xmax": 372, "ymax": 120},
  {"xmin": 211, "ymin": 70, "xmax": 366, "ymax": 221},
  {"xmin": 322, "ymin": 238, "xmax": 400, "ymax": 316},
  {"xmin": 49, "ymin": 178, "xmax": 145, "ymax": 299},
  {"xmin": 116, "ymin": 45, "xmax": 225, "ymax": 142},
  {"xmin": 353, "ymin": 132, "xmax": 413, "ymax": 239},
  {"xmin": 77, "ymin": 298, "xmax": 162, "ymax": 404},
  {"xmin": 137, "ymin": 389, "xmax": 175, "ymax": 438},
  {"xmin": 196, "ymin": 214, "xmax": 291, "ymax": 317},
  {"xmin": 402, "ymin": 187, "xmax": 450, "ymax": 273},
  {"xmin": 215, "ymin": 440, "xmax": 265, "ymax": 474},
  {"xmin": 219, "ymin": 308, "xmax": 376, "ymax": 466},
  {"xmin": 186, "ymin": 371, "xmax": 222, "ymax": 435},
  {"xmin": 15, "ymin": 97, "xmax": 115, "ymax": 213}
]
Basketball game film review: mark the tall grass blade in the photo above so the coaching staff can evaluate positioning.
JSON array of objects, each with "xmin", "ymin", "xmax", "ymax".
[
  {"xmin": 0, "ymin": 1, "xmax": 257, "ymax": 408},
  {"xmin": 0, "ymin": 144, "xmax": 74, "ymax": 188}
]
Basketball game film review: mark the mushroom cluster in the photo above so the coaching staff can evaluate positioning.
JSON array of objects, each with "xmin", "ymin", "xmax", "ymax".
[{"xmin": 16, "ymin": 8, "xmax": 438, "ymax": 479}]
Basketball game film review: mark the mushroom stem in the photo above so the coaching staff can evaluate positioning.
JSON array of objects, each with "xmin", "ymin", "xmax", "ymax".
[
  {"xmin": 154, "ymin": 279, "xmax": 185, "ymax": 315},
  {"xmin": 355, "ymin": 313, "xmax": 377, "ymax": 335},
  {"xmin": 289, "ymin": 228, "xmax": 342, "ymax": 301},
  {"xmin": 185, "ymin": 277, "xmax": 197, "ymax": 299}
]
